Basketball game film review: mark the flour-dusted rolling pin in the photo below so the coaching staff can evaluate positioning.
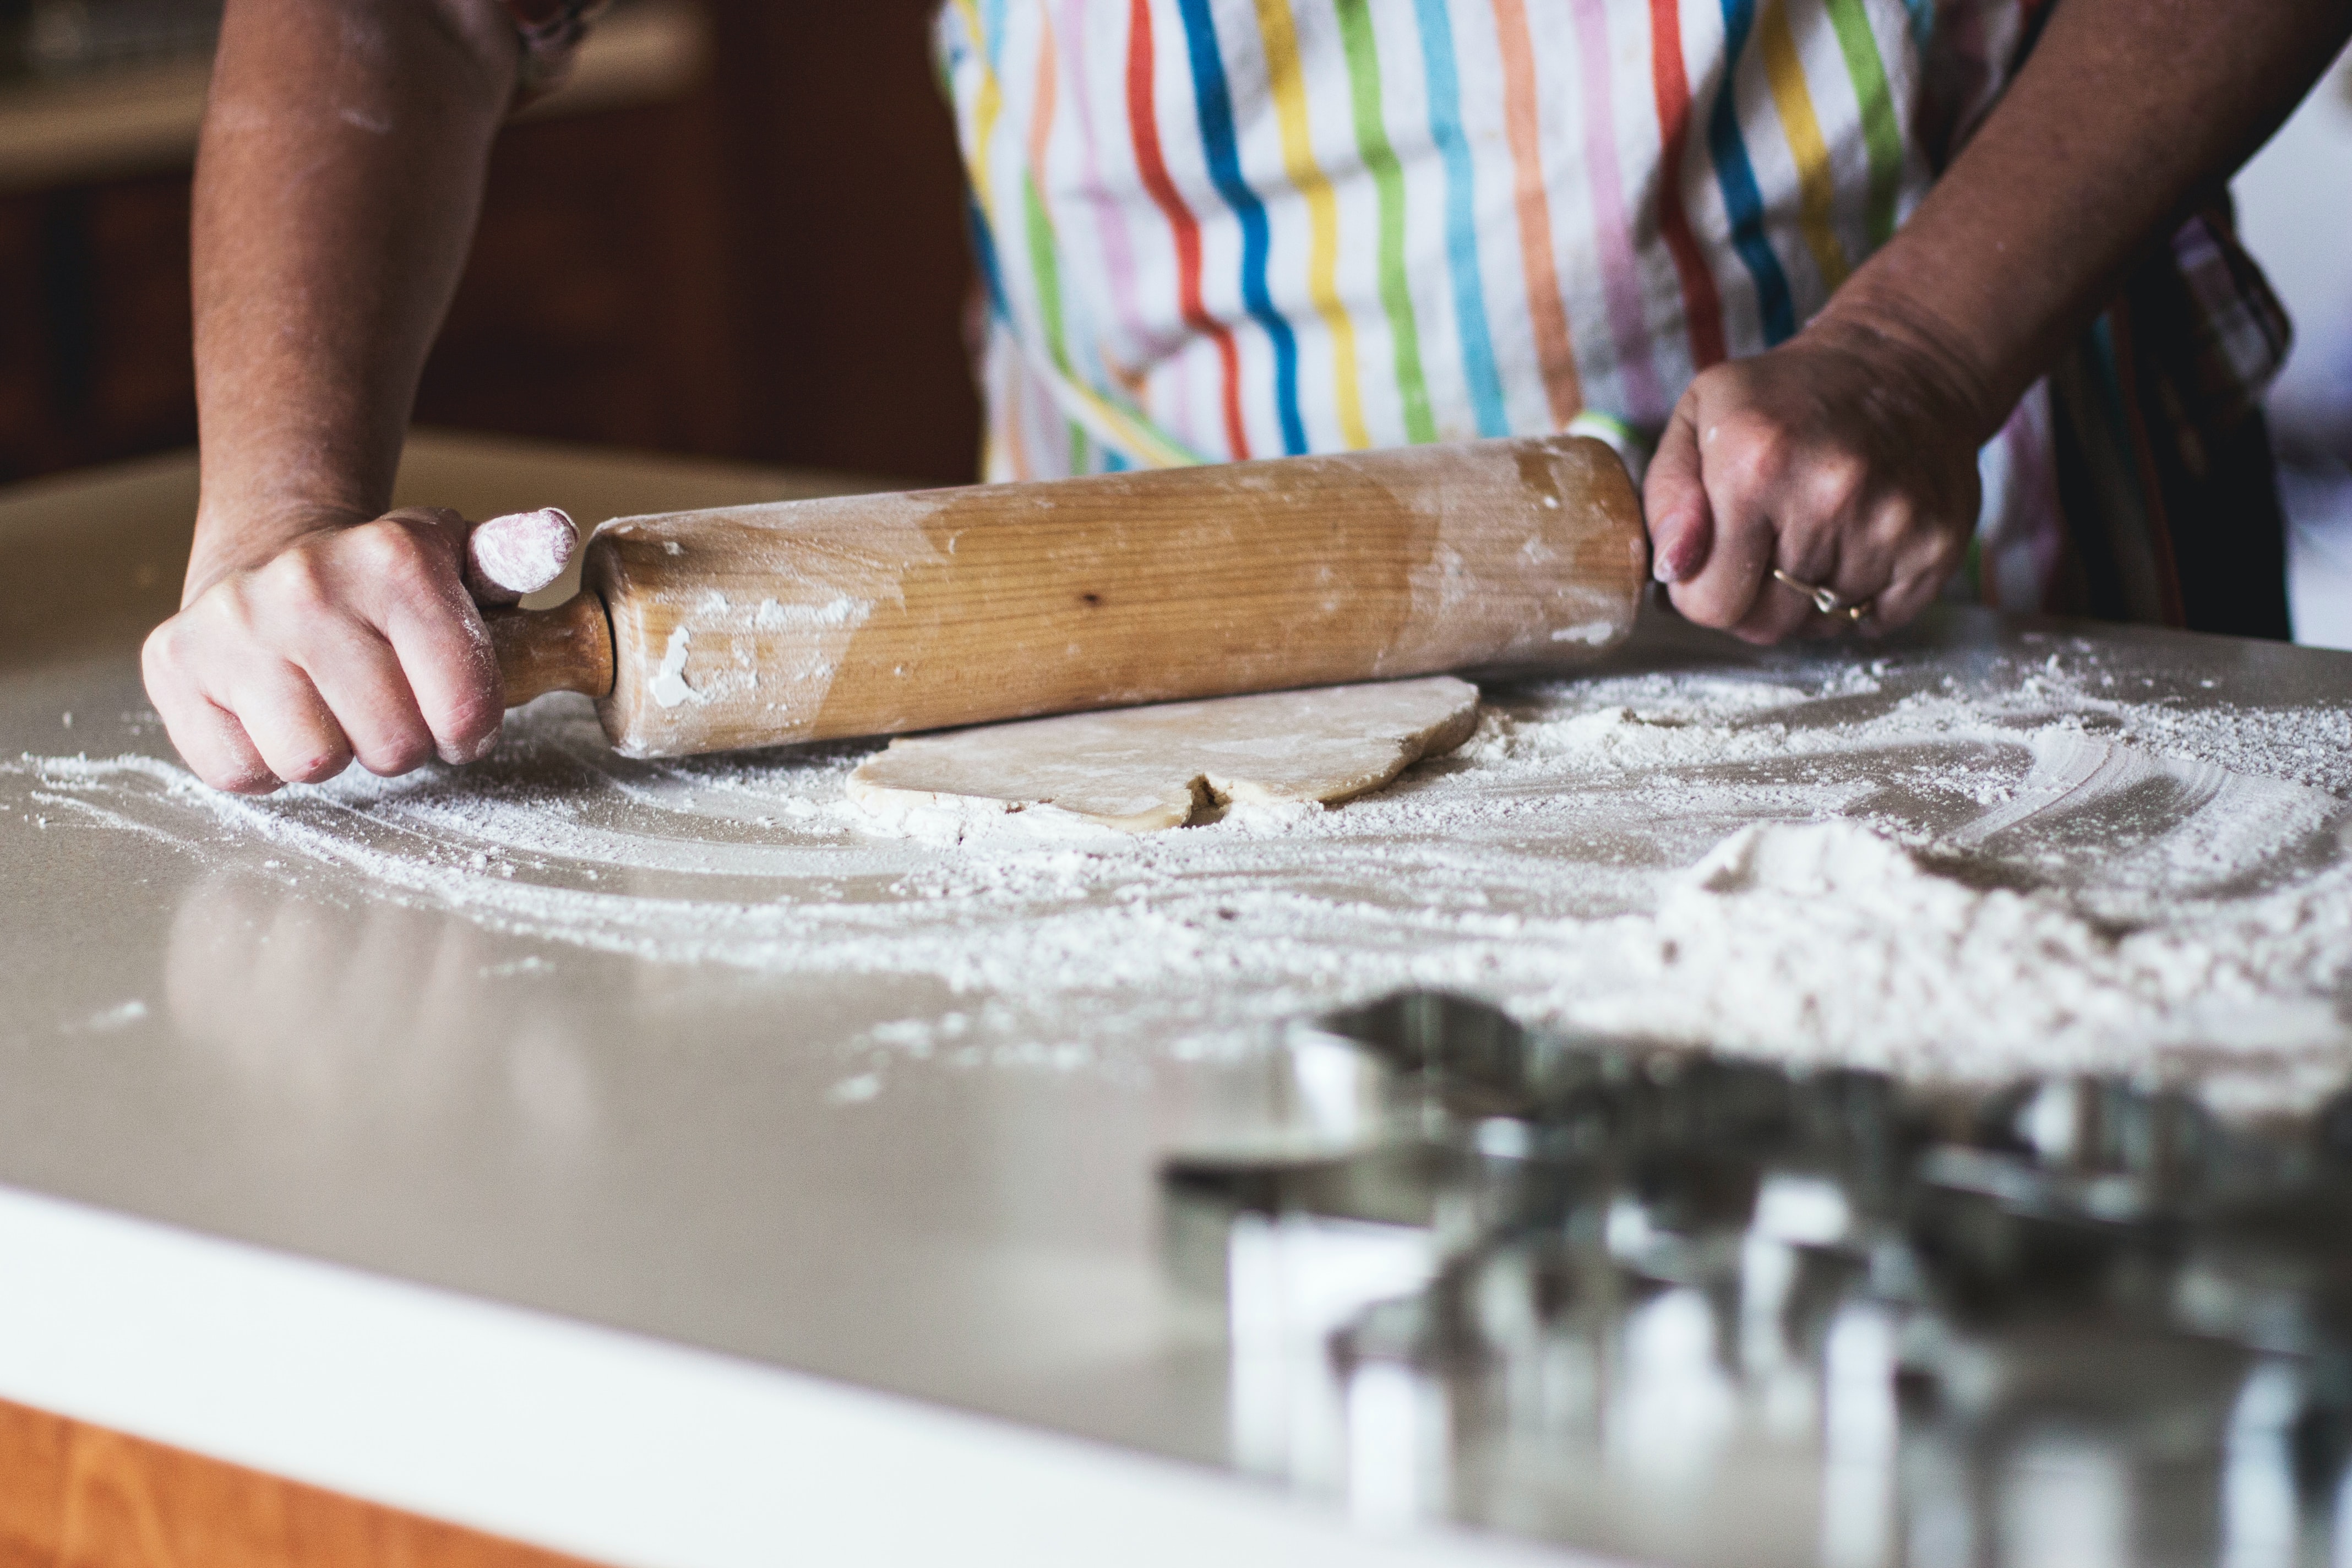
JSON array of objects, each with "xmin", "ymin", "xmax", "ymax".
[{"xmin": 483, "ymin": 434, "xmax": 1648, "ymax": 759}]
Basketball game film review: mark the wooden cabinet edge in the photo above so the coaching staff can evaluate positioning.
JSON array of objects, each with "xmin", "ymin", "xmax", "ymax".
[{"xmin": 0, "ymin": 1397, "xmax": 607, "ymax": 1568}]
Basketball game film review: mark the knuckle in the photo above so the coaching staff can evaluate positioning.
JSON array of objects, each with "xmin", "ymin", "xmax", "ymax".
[
  {"xmin": 143, "ymin": 609, "xmax": 242, "ymax": 697},
  {"xmin": 215, "ymin": 589, "xmax": 271, "ymax": 646},
  {"xmin": 155, "ymin": 591, "xmax": 243, "ymax": 661},
  {"xmin": 203, "ymin": 758, "xmax": 279, "ymax": 795},
  {"xmin": 362, "ymin": 734, "xmax": 434, "ymax": 778},
  {"xmin": 1718, "ymin": 420, "xmax": 1792, "ymax": 497},
  {"xmin": 259, "ymin": 548, "xmax": 335, "ymax": 616},
  {"xmin": 1808, "ymin": 452, "xmax": 1871, "ymax": 516},
  {"xmin": 1878, "ymin": 484, "xmax": 1940, "ymax": 535},
  {"xmin": 350, "ymin": 520, "xmax": 439, "ymax": 584},
  {"xmin": 1879, "ymin": 574, "xmax": 1930, "ymax": 618},
  {"xmin": 286, "ymin": 749, "xmax": 350, "ymax": 786},
  {"xmin": 1866, "ymin": 503, "xmax": 1916, "ymax": 551},
  {"xmin": 141, "ymin": 618, "xmax": 186, "ymax": 678}
]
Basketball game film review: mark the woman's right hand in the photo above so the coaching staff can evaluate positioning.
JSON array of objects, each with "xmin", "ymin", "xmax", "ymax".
[
  {"xmin": 163, "ymin": 0, "xmax": 530, "ymax": 794},
  {"xmin": 142, "ymin": 506, "xmax": 506, "ymax": 794}
]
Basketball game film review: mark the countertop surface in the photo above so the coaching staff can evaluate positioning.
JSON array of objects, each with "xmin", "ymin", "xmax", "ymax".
[{"xmin": 3, "ymin": 439, "xmax": 2350, "ymax": 1568}]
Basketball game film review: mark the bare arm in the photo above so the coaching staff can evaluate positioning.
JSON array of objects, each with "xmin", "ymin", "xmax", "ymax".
[
  {"xmin": 1647, "ymin": 0, "xmax": 2352, "ymax": 642},
  {"xmin": 144, "ymin": 0, "xmax": 520, "ymax": 791}
]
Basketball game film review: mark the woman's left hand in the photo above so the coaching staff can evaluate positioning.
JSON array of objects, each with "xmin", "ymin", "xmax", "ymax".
[{"xmin": 1641, "ymin": 310, "xmax": 1991, "ymax": 644}]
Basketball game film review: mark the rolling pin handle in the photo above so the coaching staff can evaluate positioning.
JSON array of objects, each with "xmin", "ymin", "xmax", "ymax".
[{"xmin": 486, "ymin": 592, "xmax": 616, "ymax": 707}]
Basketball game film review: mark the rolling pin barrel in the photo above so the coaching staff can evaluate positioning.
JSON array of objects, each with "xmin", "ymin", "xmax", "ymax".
[{"xmin": 489, "ymin": 434, "xmax": 1648, "ymax": 758}]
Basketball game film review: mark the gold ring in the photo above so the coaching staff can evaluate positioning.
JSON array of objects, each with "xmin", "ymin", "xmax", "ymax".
[{"xmin": 1772, "ymin": 568, "xmax": 1871, "ymax": 624}]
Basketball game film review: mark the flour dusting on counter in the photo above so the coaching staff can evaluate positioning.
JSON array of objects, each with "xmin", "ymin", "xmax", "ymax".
[{"xmin": 12, "ymin": 628, "xmax": 2352, "ymax": 1113}]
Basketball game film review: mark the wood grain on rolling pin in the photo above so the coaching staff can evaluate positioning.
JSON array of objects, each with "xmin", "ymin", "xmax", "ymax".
[
  {"xmin": 486, "ymin": 590, "xmax": 614, "ymax": 707},
  {"xmin": 581, "ymin": 435, "xmax": 1646, "ymax": 759}
]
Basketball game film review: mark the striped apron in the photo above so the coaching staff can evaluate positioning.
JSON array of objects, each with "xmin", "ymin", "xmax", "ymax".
[
  {"xmin": 502, "ymin": 0, "xmax": 2294, "ymax": 631},
  {"xmin": 940, "ymin": 0, "xmax": 2081, "ymax": 610}
]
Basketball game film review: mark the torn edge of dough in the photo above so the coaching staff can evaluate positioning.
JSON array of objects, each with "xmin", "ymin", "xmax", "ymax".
[{"xmin": 1198, "ymin": 696, "xmax": 1482, "ymax": 816}]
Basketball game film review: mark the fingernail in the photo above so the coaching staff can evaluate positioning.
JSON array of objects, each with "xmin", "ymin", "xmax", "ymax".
[{"xmin": 1652, "ymin": 540, "xmax": 1685, "ymax": 585}]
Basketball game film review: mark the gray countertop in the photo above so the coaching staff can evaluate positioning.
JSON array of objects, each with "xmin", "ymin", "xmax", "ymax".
[{"xmin": 4, "ymin": 442, "xmax": 2349, "ymax": 1567}]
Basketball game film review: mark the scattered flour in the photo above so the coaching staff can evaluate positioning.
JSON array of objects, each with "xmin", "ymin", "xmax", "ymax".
[
  {"xmin": 754, "ymin": 596, "xmax": 870, "ymax": 632},
  {"xmin": 10, "ymin": 630, "xmax": 2352, "ymax": 1114},
  {"xmin": 648, "ymin": 625, "xmax": 701, "ymax": 709},
  {"xmin": 1588, "ymin": 818, "xmax": 2351, "ymax": 1109}
]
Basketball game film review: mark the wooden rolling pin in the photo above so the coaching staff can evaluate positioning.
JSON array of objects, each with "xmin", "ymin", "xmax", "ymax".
[{"xmin": 485, "ymin": 434, "xmax": 1648, "ymax": 759}]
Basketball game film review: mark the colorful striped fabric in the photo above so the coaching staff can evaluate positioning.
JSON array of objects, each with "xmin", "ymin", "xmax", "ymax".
[
  {"xmin": 942, "ymin": 0, "xmax": 2044, "ymax": 482},
  {"xmin": 504, "ymin": 1, "xmax": 2287, "ymax": 631},
  {"xmin": 937, "ymin": 0, "xmax": 2207, "ymax": 613}
]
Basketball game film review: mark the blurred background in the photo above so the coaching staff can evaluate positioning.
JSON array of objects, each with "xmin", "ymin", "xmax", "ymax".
[
  {"xmin": 0, "ymin": 0, "xmax": 983, "ymax": 490},
  {"xmin": 2236, "ymin": 46, "xmax": 2352, "ymax": 651},
  {"xmin": 0, "ymin": 2, "xmax": 2344, "ymax": 638}
]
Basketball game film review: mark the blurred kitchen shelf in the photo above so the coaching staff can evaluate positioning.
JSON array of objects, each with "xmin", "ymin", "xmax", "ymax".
[
  {"xmin": 0, "ymin": 2, "xmax": 980, "ymax": 492},
  {"xmin": 0, "ymin": 0, "xmax": 711, "ymax": 194},
  {"xmin": 0, "ymin": 0, "xmax": 743, "ymax": 486}
]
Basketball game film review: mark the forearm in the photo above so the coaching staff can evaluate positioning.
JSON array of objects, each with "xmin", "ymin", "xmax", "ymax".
[
  {"xmin": 1817, "ymin": 0, "xmax": 2352, "ymax": 441},
  {"xmin": 188, "ymin": 0, "xmax": 518, "ymax": 600}
]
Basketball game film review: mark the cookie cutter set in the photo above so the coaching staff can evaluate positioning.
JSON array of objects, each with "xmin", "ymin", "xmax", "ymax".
[{"xmin": 1164, "ymin": 992, "xmax": 2352, "ymax": 1565}]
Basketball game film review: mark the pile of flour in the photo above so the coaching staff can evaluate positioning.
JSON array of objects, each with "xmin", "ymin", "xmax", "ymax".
[{"xmin": 12, "ymin": 629, "xmax": 2352, "ymax": 1113}]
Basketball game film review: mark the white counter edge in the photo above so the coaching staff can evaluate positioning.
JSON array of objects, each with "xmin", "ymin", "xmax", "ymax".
[{"xmin": 0, "ymin": 1183, "xmax": 1609, "ymax": 1568}]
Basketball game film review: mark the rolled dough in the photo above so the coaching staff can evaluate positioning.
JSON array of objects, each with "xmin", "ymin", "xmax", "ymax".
[{"xmin": 846, "ymin": 676, "xmax": 1482, "ymax": 832}]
